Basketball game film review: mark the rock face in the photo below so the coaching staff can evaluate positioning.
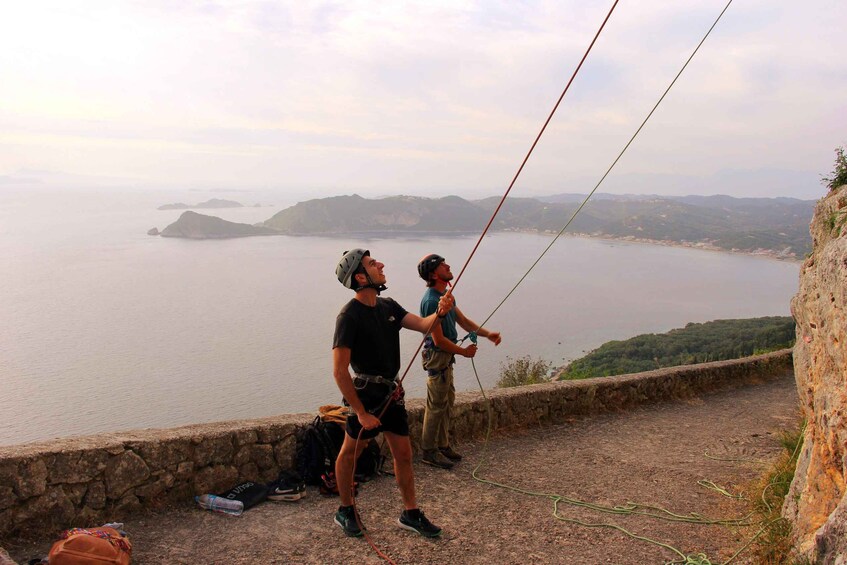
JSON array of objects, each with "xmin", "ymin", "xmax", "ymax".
[{"xmin": 784, "ymin": 184, "xmax": 847, "ymax": 561}]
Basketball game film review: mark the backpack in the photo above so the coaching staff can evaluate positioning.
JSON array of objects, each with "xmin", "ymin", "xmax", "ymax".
[
  {"xmin": 296, "ymin": 415, "xmax": 341, "ymax": 486},
  {"xmin": 295, "ymin": 413, "xmax": 384, "ymax": 489},
  {"xmin": 47, "ymin": 526, "xmax": 131, "ymax": 565}
]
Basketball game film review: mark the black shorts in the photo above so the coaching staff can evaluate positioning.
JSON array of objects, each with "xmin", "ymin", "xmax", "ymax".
[{"xmin": 345, "ymin": 383, "xmax": 409, "ymax": 440}]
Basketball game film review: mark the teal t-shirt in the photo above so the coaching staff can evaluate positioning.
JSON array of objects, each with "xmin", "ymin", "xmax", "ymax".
[{"xmin": 420, "ymin": 287, "xmax": 458, "ymax": 346}]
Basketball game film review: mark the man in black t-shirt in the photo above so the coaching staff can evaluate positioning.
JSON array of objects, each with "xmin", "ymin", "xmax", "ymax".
[{"xmin": 332, "ymin": 248, "xmax": 454, "ymax": 539}]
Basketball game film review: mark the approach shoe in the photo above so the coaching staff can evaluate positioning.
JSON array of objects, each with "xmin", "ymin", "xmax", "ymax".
[
  {"xmin": 334, "ymin": 505, "xmax": 364, "ymax": 537},
  {"xmin": 268, "ymin": 483, "xmax": 303, "ymax": 501},
  {"xmin": 398, "ymin": 509, "xmax": 442, "ymax": 538},
  {"xmin": 439, "ymin": 446, "xmax": 463, "ymax": 462},
  {"xmin": 267, "ymin": 471, "xmax": 306, "ymax": 501},
  {"xmin": 421, "ymin": 449, "xmax": 454, "ymax": 470}
]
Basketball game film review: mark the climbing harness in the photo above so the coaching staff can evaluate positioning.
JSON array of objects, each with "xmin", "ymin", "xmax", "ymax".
[{"xmin": 353, "ymin": 373, "xmax": 399, "ymax": 392}]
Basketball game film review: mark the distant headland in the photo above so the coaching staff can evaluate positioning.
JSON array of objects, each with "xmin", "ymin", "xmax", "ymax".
[{"xmin": 151, "ymin": 193, "xmax": 814, "ymax": 258}]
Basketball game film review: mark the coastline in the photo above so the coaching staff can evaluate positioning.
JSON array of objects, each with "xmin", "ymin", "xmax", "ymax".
[
  {"xmin": 532, "ymin": 229, "xmax": 804, "ymax": 263},
  {"xmin": 234, "ymin": 226, "xmax": 805, "ymax": 263}
]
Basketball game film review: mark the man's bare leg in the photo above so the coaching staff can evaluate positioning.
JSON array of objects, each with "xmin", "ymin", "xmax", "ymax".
[
  {"xmin": 383, "ymin": 431, "xmax": 416, "ymax": 510},
  {"xmin": 335, "ymin": 433, "xmax": 368, "ymax": 506}
]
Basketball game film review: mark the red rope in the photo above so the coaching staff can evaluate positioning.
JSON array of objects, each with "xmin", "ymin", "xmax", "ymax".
[{"xmin": 352, "ymin": 2, "xmax": 620, "ymax": 561}]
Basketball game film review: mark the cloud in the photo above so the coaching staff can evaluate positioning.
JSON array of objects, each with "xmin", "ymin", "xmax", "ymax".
[{"xmin": 0, "ymin": 0, "xmax": 844, "ymax": 197}]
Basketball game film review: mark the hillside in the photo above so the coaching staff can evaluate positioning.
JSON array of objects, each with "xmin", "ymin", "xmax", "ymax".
[
  {"xmin": 556, "ymin": 316, "xmax": 795, "ymax": 380},
  {"xmin": 262, "ymin": 193, "xmax": 813, "ymax": 257},
  {"xmin": 262, "ymin": 194, "xmax": 490, "ymax": 234}
]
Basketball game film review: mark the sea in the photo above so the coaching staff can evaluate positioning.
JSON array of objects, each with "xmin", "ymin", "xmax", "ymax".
[{"xmin": 0, "ymin": 188, "xmax": 801, "ymax": 446}]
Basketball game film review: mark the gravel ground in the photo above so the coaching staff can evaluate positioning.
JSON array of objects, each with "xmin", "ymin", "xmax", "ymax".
[{"xmin": 6, "ymin": 373, "xmax": 798, "ymax": 564}]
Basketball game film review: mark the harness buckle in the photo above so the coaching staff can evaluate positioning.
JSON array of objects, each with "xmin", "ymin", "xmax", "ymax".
[{"xmin": 353, "ymin": 373, "xmax": 398, "ymax": 392}]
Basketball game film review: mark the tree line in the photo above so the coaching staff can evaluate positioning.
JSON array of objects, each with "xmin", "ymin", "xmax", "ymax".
[{"xmin": 556, "ymin": 316, "xmax": 795, "ymax": 381}]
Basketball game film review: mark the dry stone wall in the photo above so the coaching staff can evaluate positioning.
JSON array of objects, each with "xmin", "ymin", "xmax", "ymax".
[
  {"xmin": 784, "ymin": 184, "xmax": 847, "ymax": 563},
  {"xmin": 0, "ymin": 350, "xmax": 792, "ymax": 540}
]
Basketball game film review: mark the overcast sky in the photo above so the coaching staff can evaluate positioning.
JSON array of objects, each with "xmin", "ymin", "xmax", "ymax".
[{"xmin": 1, "ymin": 0, "xmax": 844, "ymax": 200}]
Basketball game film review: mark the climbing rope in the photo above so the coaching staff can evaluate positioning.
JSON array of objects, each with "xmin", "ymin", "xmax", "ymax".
[
  {"xmin": 353, "ymin": 0, "xmax": 751, "ymax": 562},
  {"xmin": 349, "ymin": 2, "xmax": 621, "ymax": 562},
  {"xmin": 475, "ymin": 0, "xmax": 735, "ymax": 330}
]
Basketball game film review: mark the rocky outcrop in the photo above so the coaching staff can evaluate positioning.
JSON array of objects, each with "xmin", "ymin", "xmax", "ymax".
[{"xmin": 784, "ymin": 184, "xmax": 847, "ymax": 562}]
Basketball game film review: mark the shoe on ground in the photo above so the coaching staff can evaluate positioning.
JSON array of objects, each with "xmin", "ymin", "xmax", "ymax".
[
  {"xmin": 334, "ymin": 505, "xmax": 364, "ymax": 537},
  {"xmin": 439, "ymin": 446, "xmax": 462, "ymax": 461},
  {"xmin": 422, "ymin": 449, "xmax": 454, "ymax": 470},
  {"xmin": 268, "ymin": 485, "xmax": 304, "ymax": 501},
  {"xmin": 398, "ymin": 509, "xmax": 442, "ymax": 538},
  {"xmin": 267, "ymin": 472, "xmax": 306, "ymax": 501}
]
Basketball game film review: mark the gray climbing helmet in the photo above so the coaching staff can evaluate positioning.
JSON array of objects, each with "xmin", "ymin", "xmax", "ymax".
[{"xmin": 336, "ymin": 248, "xmax": 369, "ymax": 289}]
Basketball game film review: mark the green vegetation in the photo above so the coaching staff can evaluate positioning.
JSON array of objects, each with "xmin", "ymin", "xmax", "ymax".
[
  {"xmin": 826, "ymin": 209, "xmax": 847, "ymax": 237},
  {"xmin": 557, "ymin": 317, "xmax": 795, "ymax": 380},
  {"xmin": 822, "ymin": 146, "xmax": 847, "ymax": 192},
  {"xmin": 743, "ymin": 418, "xmax": 807, "ymax": 564},
  {"xmin": 261, "ymin": 193, "xmax": 814, "ymax": 257},
  {"xmin": 497, "ymin": 355, "xmax": 552, "ymax": 388}
]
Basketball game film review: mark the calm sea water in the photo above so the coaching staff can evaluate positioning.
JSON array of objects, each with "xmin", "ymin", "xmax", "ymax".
[{"xmin": 0, "ymin": 188, "xmax": 800, "ymax": 446}]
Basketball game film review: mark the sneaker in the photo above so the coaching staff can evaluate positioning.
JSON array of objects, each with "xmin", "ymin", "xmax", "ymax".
[
  {"xmin": 422, "ymin": 450, "xmax": 454, "ymax": 470},
  {"xmin": 334, "ymin": 505, "xmax": 364, "ymax": 537},
  {"xmin": 267, "ymin": 471, "xmax": 306, "ymax": 501},
  {"xmin": 398, "ymin": 509, "xmax": 442, "ymax": 538},
  {"xmin": 268, "ymin": 484, "xmax": 304, "ymax": 501},
  {"xmin": 439, "ymin": 446, "xmax": 463, "ymax": 462}
]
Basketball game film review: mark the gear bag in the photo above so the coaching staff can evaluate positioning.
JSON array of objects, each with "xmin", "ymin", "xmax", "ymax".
[
  {"xmin": 295, "ymin": 410, "xmax": 383, "ymax": 488},
  {"xmin": 218, "ymin": 480, "xmax": 269, "ymax": 510},
  {"xmin": 48, "ymin": 526, "xmax": 131, "ymax": 565}
]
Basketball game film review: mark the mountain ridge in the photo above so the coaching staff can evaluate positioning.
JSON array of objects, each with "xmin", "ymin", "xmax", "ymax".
[{"xmin": 157, "ymin": 193, "xmax": 814, "ymax": 257}]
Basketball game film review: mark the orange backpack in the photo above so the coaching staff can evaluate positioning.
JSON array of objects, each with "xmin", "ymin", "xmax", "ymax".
[{"xmin": 48, "ymin": 526, "xmax": 131, "ymax": 565}]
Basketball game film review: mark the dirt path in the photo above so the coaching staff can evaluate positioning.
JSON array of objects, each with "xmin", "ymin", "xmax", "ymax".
[{"xmin": 7, "ymin": 373, "xmax": 798, "ymax": 564}]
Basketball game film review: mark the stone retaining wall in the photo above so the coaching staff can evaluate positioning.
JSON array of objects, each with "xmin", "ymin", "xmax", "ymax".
[{"xmin": 0, "ymin": 350, "xmax": 793, "ymax": 539}]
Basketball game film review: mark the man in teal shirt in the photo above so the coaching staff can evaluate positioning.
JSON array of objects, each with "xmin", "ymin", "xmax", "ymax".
[{"xmin": 417, "ymin": 254, "xmax": 502, "ymax": 469}]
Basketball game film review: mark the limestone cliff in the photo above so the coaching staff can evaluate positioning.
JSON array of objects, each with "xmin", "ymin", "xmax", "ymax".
[{"xmin": 785, "ymin": 184, "xmax": 847, "ymax": 562}]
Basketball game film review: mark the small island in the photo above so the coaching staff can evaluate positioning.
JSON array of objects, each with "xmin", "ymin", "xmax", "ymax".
[{"xmin": 157, "ymin": 198, "xmax": 244, "ymax": 210}]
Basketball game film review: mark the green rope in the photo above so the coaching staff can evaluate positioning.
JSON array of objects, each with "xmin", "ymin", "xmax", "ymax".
[
  {"xmin": 697, "ymin": 480, "xmax": 745, "ymax": 500},
  {"xmin": 468, "ymin": 359, "xmax": 755, "ymax": 564},
  {"xmin": 466, "ymin": 351, "xmax": 801, "ymax": 564},
  {"xmin": 703, "ymin": 452, "xmax": 765, "ymax": 464}
]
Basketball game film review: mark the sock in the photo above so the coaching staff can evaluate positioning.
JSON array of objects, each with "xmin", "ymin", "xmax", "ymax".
[{"xmin": 404, "ymin": 508, "xmax": 421, "ymax": 519}]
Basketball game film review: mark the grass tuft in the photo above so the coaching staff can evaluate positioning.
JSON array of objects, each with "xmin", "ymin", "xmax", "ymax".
[{"xmin": 741, "ymin": 418, "xmax": 807, "ymax": 564}]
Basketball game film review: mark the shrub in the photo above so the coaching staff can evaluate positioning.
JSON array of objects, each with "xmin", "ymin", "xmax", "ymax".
[
  {"xmin": 822, "ymin": 146, "xmax": 847, "ymax": 192},
  {"xmin": 496, "ymin": 355, "xmax": 552, "ymax": 388}
]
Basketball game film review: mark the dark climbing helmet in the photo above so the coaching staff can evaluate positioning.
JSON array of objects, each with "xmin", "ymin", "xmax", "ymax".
[
  {"xmin": 417, "ymin": 253, "xmax": 445, "ymax": 282},
  {"xmin": 336, "ymin": 248, "xmax": 369, "ymax": 289}
]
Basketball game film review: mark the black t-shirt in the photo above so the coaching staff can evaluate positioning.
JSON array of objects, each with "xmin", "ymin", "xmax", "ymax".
[{"xmin": 333, "ymin": 297, "xmax": 409, "ymax": 379}]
